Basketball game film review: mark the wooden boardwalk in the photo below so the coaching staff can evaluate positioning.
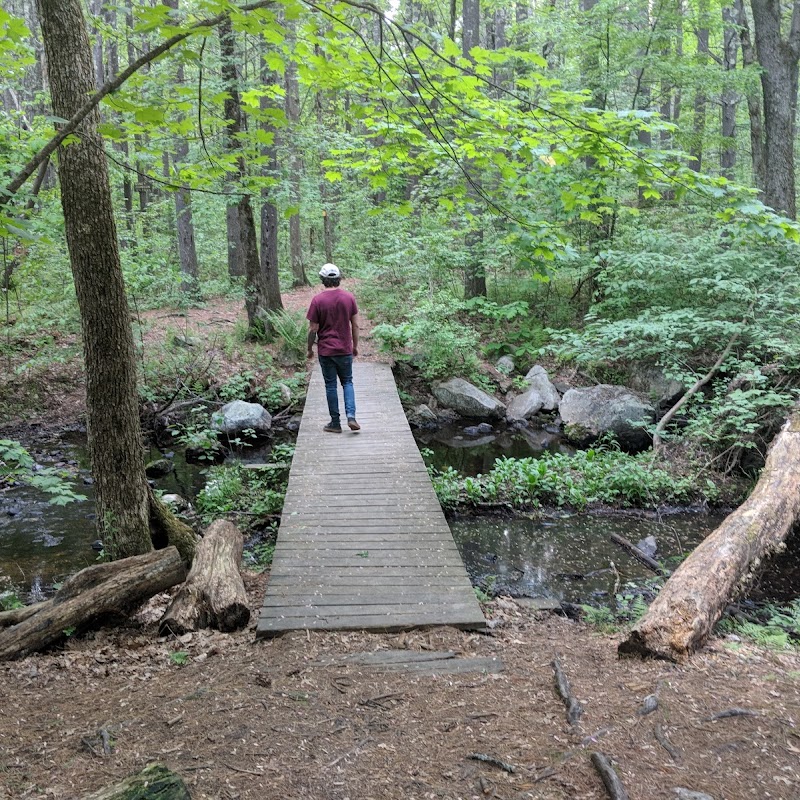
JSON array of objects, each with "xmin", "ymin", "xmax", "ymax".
[{"xmin": 256, "ymin": 362, "xmax": 486, "ymax": 636}]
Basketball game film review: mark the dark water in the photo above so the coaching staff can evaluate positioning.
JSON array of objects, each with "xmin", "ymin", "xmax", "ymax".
[
  {"xmin": 450, "ymin": 512, "xmax": 726, "ymax": 603},
  {"xmin": 414, "ymin": 421, "xmax": 571, "ymax": 476},
  {"xmin": 0, "ymin": 438, "xmax": 277, "ymax": 602}
]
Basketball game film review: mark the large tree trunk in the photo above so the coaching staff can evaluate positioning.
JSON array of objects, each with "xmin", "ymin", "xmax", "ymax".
[
  {"xmin": 688, "ymin": 1, "xmax": 709, "ymax": 172},
  {"xmin": 619, "ymin": 411, "xmax": 800, "ymax": 662},
  {"xmin": 0, "ymin": 548, "xmax": 186, "ymax": 660},
  {"xmin": 39, "ymin": 0, "xmax": 152, "ymax": 560},
  {"xmin": 160, "ymin": 520, "xmax": 250, "ymax": 635},
  {"xmin": 750, "ymin": 0, "xmax": 800, "ymax": 218}
]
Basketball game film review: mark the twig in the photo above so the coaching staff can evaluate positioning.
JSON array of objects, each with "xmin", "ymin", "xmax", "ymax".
[
  {"xmin": 99, "ymin": 727, "xmax": 113, "ymax": 755},
  {"xmin": 220, "ymin": 761, "xmax": 265, "ymax": 776},
  {"xmin": 552, "ymin": 655, "xmax": 583, "ymax": 727},
  {"xmin": 590, "ymin": 752, "xmax": 630, "ymax": 800},
  {"xmin": 703, "ymin": 707, "xmax": 760, "ymax": 721},
  {"xmin": 468, "ymin": 753, "xmax": 516, "ymax": 774},
  {"xmin": 653, "ymin": 723, "xmax": 682, "ymax": 763},
  {"xmin": 324, "ymin": 737, "xmax": 372, "ymax": 768},
  {"xmin": 609, "ymin": 533, "xmax": 670, "ymax": 577}
]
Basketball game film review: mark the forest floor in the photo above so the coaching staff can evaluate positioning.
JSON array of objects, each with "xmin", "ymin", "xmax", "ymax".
[
  {"xmin": 2, "ymin": 286, "xmax": 800, "ymax": 799},
  {"xmin": 0, "ymin": 579, "xmax": 799, "ymax": 800}
]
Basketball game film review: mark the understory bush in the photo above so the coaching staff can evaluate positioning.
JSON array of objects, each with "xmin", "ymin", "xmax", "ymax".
[
  {"xmin": 373, "ymin": 292, "xmax": 482, "ymax": 381},
  {"xmin": 427, "ymin": 446, "xmax": 720, "ymax": 510},
  {"xmin": 194, "ymin": 443, "xmax": 294, "ymax": 526},
  {"xmin": 717, "ymin": 600, "xmax": 800, "ymax": 651},
  {"xmin": 548, "ymin": 223, "xmax": 800, "ymax": 460}
]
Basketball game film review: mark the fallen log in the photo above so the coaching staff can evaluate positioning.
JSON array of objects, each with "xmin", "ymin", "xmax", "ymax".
[
  {"xmin": 82, "ymin": 763, "xmax": 190, "ymax": 799},
  {"xmin": 160, "ymin": 519, "xmax": 250, "ymax": 635},
  {"xmin": 0, "ymin": 601, "xmax": 47, "ymax": 628},
  {"xmin": 552, "ymin": 655, "xmax": 583, "ymax": 727},
  {"xmin": 619, "ymin": 411, "xmax": 800, "ymax": 662},
  {"xmin": 590, "ymin": 752, "xmax": 629, "ymax": 800},
  {"xmin": 0, "ymin": 548, "xmax": 185, "ymax": 661}
]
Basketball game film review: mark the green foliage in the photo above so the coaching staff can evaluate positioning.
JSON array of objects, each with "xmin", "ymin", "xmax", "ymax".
[
  {"xmin": 219, "ymin": 370, "xmax": 257, "ymax": 402},
  {"xmin": 582, "ymin": 580, "xmax": 659, "ymax": 632},
  {"xmin": 169, "ymin": 409, "xmax": 219, "ymax": 462},
  {"xmin": 427, "ymin": 444, "xmax": 717, "ymax": 510},
  {"xmin": 0, "ymin": 439, "xmax": 86, "ymax": 505},
  {"xmin": 718, "ymin": 601, "xmax": 800, "ymax": 651},
  {"xmin": 257, "ymin": 371, "xmax": 307, "ymax": 412},
  {"xmin": 0, "ymin": 590, "xmax": 23, "ymax": 611},
  {"xmin": 549, "ymin": 224, "xmax": 800, "ymax": 455},
  {"xmin": 169, "ymin": 651, "xmax": 189, "ymax": 666},
  {"xmin": 266, "ymin": 309, "xmax": 309, "ymax": 365},
  {"xmin": 373, "ymin": 293, "xmax": 483, "ymax": 381},
  {"xmin": 195, "ymin": 450, "xmax": 292, "ymax": 526},
  {"xmin": 244, "ymin": 538, "xmax": 276, "ymax": 573}
]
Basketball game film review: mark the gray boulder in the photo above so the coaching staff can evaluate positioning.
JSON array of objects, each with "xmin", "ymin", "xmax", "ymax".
[
  {"xmin": 523, "ymin": 365, "xmax": 560, "ymax": 411},
  {"xmin": 628, "ymin": 366, "xmax": 685, "ymax": 410},
  {"xmin": 507, "ymin": 388, "xmax": 544, "ymax": 420},
  {"xmin": 212, "ymin": 400, "xmax": 272, "ymax": 437},
  {"xmin": 496, "ymin": 355, "xmax": 515, "ymax": 375},
  {"xmin": 432, "ymin": 378, "xmax": 506, "ymax": 420},
  {"xmin": 408, "ymin": 404, "xmax": 438, "ymax": 427},
  {"xmin": 559, "ymin": 385, "xmax": 654, "ymax": 451}
]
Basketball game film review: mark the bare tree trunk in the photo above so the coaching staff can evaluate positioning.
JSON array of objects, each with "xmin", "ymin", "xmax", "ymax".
[
  {"xmin": 736, "ymin": 0, "xmax": 765, "ymax": 190},
  {"xmin": 463, "ymin": 0, "xmax": 486, "ymax": 299},
  {"xmin": 721, "ymin": 5, "xmax": 739, "ymax": 179},
  {"xmin": 620, "ymin": 412, "xmax": 800, "ymax": 662},
  {"xmin": 750, "ymin": 0, "xmax": 800, "ymax": 218},
  {"xmin": 285, "ymin": 19, "xmax": 308, "ymax": 287},
  {"xmin": 688, "ymin": 0, "xmax": 709, "ymax": 172},
  {"xmin": 164, "ymin": 0, "xmax": 200, "ymax": 296},
  {"xmin": 38, "ymin": 0, "xmax": 152, "ymax": 560},
  {"xmin": 259, "ymin": 57, "xmax": 284, "ymax": 316}
]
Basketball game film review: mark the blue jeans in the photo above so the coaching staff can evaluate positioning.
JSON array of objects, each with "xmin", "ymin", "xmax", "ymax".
[{"xmin": 318, "ymin": 354, "xmax": 356, "ymax": 424}]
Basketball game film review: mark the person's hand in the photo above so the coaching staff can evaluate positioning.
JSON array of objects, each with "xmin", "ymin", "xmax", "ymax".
[
  {"xmin": 353, "ymin": 346, "xmax": 359, "ymax": 358},
  {"xmin": 307, "ymin": 348, "xmax": 313, "ymax": 360}
]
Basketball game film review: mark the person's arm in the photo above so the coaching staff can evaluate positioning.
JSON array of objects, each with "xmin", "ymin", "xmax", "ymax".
[
  {"xmin": 307, "ymin": 322, "xmax": 319, "ymax": 359},
  {"xmin": 351, "ymin": 314, "xmax": 360, "ymax": 358}
]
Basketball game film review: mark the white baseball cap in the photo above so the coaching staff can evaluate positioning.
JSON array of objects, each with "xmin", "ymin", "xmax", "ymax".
[{"xmin": 319, "ymin": 263, "xmax": 340, "ymax": 278}]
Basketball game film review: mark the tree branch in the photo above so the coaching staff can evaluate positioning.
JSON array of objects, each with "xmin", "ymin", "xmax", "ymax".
[{"xmin": 1, "ymin": 0, "xmax": 274, "ymax": 210}]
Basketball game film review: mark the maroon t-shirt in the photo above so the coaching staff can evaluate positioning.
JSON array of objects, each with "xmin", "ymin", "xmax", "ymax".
[{"xmin": 307, "ymin": 289, "xmax": 359, "ymax": 356}]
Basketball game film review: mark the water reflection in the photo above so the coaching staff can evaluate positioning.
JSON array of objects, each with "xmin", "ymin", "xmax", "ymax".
[{"xmin": 450, "ymin": 513, "xmax": 726, "ymax": 603}]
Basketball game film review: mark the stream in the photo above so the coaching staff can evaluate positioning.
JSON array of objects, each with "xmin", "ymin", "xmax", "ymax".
[{"xmin": 1, "ymin": 422, "xmax": 797, "ymax": 607}]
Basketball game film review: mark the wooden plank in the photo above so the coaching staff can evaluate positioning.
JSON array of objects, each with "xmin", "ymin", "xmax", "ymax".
[
  {"xmin": 266, "ymin": 575, "xmax": 474, "ymax": 588},
  {"xmin": 257, "ymin": 611, "xmax": 485, "ymax": 635}
]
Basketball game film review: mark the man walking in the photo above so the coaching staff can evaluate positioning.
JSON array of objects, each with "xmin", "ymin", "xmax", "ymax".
[{"xmin": 306, "ymin": 263, "xmax": 361, "ymax": 433}]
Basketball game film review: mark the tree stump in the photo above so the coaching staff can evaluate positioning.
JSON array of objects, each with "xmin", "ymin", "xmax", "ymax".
[
  {"xmin": 82, "ymin": 763, "xmax": 190, "ymax": 799},
  {"xmin": 160, "ymin": 520, "xmax": 250, "ymax": 635},
  {"xmin": 619, "ymin": 411, "xmax": 800, "ymax": 661},
  {"xmin": 0, "ymin": 548, "xmax": 186, "ymax": 661}
]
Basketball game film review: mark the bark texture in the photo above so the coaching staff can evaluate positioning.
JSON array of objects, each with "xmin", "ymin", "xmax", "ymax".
[
  {"xmin": 750, "ymin": 0, "xmax": 800, "ymax": 217},
  {"xmin": 0, "ymin": 549, "xmax": 185, "ymax": 660},
  {"xmin": 619, "ymin": 412, "xmax": 800, "ymax": 662},
  {"xmin": 737, "ymin": 0, "xmax": 765, "ymax": 190},
  {"xmin": 160, "ymin": 520, "xmax": 250, "ymax": 635},
  {"xmin": 38, "ymin": 0, "xmax": 152, "ymax": 559}
]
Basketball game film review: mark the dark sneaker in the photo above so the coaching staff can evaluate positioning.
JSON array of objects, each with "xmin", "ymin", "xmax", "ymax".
[
  {"xmin": 323, "ymin": 422, "xmax": 342, "ymax": 433},
  {"xmin": 347, "ymin": 418, "xmax": 361, "ymax": 431}
]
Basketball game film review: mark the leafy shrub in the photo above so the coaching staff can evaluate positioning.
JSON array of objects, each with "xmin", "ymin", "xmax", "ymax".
[
  {"xmin": 426, "ymin": 444, "xmax": 717, "ymax": 510},
  {"xmin": 373, "ymin": 293, "xmax": 482, "ymax": 381},
  {"xmin": 718, "ymin": 600, "xmax": 800, "ymax": 650},
  {"xmin": 0, "ymin": 439, "xmax": 86, "ymax": 505},
  {"xmin": 266, "ymin": 309, "xmax": 309, "ymax": 365}
]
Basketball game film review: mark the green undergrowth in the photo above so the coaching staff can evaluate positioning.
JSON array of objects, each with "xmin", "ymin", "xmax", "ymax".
[
  {"xmin": 717, "ymin": 600, "xmax": 800, "ymax": 651},
  {"xmin": 426, "ymin": 446, "xmax": 724, "ymax": 511},
  {"xmin": 194, "ymin": 443, "xmax": 294, "ymax": 527}
]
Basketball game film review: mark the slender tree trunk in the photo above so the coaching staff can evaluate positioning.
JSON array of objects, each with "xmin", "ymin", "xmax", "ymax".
[
  {"xmin": 737, "ymin": 0, "xmax": 766, "ymax": 190},
  {"xmin": 721, "ymin": 5, "xmax": 739, "ymax": 179},
  {"xmin": 259, "ymin": 59, "xmax": 284, "ymax": 317},
  {"xmin": 688, "ymin": 0, "xmax": 709, "ymax": 172},
  {"xmin": 463, "ymin": 0, "xmax": 486, "ymax": 299},
  {"xmin": 750, "ymin": 0, "xmax": 800, "ymax": 218},
  {"xmin": 38, "ymin": 0, "xmax": 152, "ymax": 559},
  {"xmin": 285, "ymin": 19, "xmax": 308, "ymax": 286}
]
